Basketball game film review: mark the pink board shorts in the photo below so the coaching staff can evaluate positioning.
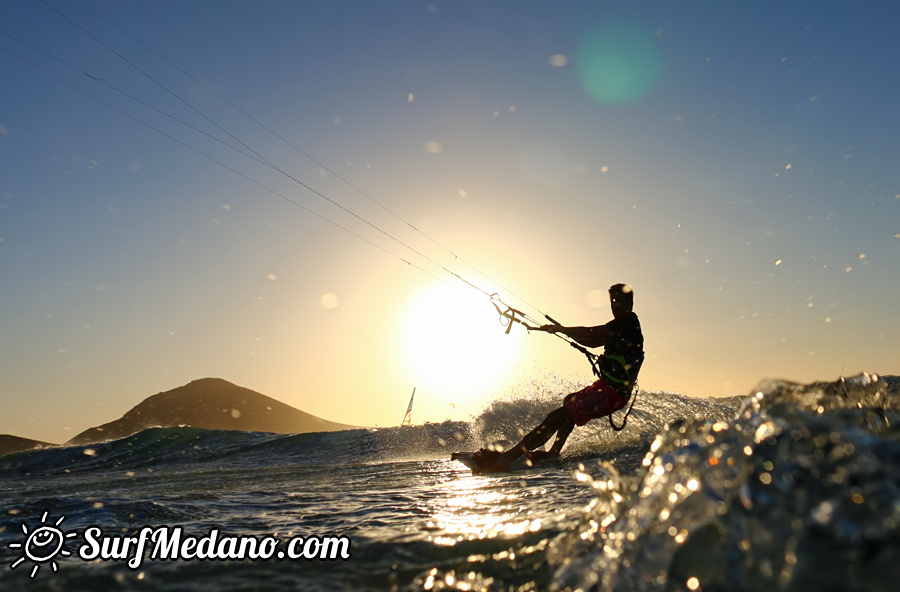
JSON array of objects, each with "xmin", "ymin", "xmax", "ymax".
[{"xmin": 565, "ymin": 379, "xmax": 629, "ymax": 426}]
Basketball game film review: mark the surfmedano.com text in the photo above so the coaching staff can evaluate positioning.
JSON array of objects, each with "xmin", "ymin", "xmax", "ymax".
[{"xmin": 79, "ymin": 526, "xmax": 351, "ymax": 569}]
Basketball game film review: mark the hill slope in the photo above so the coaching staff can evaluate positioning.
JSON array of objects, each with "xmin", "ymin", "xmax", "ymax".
[
  {"xmin": 67, "ymin": 378, "xmax": 356, "ymax": 446},
  {"xmin": 0, "ymin": 435, "xmax": 52, "ymax": 456}
]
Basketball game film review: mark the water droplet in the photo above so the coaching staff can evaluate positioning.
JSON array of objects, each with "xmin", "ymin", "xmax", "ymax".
[{"xmin": 320, "ymin": 292, "xmax": 341, "ymax": 310}]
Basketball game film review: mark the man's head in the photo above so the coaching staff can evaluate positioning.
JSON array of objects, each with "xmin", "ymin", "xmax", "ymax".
[{"xmin": 609, "ymin": 283, "xmax": 633, "ymax": 318}]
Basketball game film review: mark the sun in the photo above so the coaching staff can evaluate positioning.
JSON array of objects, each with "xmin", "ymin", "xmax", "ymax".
[
  {"xmin": 9, "ymin": 511, "xmax": 77, "ymax": 579},
  {"xmin": 399, "ymin": 282, "xmax": 522, "ymax": 413}
]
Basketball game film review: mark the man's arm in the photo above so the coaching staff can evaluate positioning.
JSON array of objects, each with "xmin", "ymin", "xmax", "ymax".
[{"xmin": 540, "ymin": 323, "xmax": 610, "ymax": 348}]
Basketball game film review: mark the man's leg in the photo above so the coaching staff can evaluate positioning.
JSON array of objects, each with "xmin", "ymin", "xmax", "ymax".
[
  {"xmin": 547, "ymin": 411, "xmax": 575, "ymax": 454},
  {"xmin": 504, "ymin": 406, "xmax": 571, "ymax": 461}
]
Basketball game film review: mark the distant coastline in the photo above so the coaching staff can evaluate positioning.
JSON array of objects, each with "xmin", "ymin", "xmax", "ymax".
[{"xmin": 3, "ymin": 373, "xmax": 896, "ymax": 458}]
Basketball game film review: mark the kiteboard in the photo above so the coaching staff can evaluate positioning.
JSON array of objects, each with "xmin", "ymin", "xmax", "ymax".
[{"xmin": 451, "ymin": 450, "xmax": 561, "ymax": 474}]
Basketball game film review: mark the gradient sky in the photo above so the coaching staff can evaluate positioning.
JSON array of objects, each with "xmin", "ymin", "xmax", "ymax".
[{"xmin": 2, "ymin": 1, "xmax": 897, "ymax": 443}]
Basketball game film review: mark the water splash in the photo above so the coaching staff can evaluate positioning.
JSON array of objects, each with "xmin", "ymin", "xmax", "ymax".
[{"xmin": 552, "ymin": 373, "xmax": 900, "ymax": 591}]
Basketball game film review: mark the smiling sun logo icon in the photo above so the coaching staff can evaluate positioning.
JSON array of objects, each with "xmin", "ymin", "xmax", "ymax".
[{"xmin": 8, "ymin": 511, "xmax": 77, "ymax": 578}]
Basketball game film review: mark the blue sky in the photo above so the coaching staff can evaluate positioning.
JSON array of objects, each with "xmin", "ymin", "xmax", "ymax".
[{"xmin": 1, "ymin": 1, "xmax": 898, "ymax": 442}]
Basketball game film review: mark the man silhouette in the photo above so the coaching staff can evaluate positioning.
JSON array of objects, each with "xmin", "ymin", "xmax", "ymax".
[{"xmin": 475, "ymin": 283, "xmax": 644, "ymax": 470}]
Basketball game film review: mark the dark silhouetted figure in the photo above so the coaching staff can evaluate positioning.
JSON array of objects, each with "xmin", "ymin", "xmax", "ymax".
[{"xmin": 476, "ymin": 283, "xmax": 644, "ymax": 470}]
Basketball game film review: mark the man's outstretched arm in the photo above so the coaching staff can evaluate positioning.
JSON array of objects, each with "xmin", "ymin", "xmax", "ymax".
[{"xmin": 539, "ymin": 324, "xmax": 610, "ymax": 348}]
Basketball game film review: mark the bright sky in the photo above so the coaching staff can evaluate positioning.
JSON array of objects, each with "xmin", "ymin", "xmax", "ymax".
[{"xmin": 1, "ymin": 1, "xmax": 897, "ymax": 443}]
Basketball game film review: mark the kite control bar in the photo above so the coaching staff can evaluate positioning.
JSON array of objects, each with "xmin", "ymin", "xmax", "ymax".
[{"xmin": 490, "ymin": 293, "xmax": 528, "ymax": 334}]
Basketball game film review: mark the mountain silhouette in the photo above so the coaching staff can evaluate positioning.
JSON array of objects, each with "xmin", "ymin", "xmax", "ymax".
[
  {"xmin": 0, "ymin": 435, "xmax": 52, "ymax": 457},
  {"xmin": 65, "ymin": 378, "xmax": 356, "ymax": 446}
]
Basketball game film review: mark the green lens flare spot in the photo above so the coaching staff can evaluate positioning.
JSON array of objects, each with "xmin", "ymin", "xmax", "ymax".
[{"xmin": 578, "ymin": 25, "xmax": 661, "ymax": 105}]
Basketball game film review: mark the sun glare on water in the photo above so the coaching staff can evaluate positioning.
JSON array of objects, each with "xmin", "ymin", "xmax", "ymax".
[{"xmin": 399, "ymin": 283, "xmax": 521, "ymax": 412}]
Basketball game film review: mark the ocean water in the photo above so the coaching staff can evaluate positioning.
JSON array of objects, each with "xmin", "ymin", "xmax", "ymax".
[{"xmin": 1, "ymin": 373, "xmax": 897, "ymax": 591}]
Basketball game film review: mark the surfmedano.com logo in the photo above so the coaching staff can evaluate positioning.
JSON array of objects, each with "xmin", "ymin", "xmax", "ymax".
[{"xmin": 7, "ymin": 510, "xmax": 351, "ymax": 579}]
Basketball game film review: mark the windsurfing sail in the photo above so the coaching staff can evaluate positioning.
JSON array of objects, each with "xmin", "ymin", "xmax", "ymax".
[{"xmin": 401, "ymin": 387, "xmax": 415, "ymax": 426}]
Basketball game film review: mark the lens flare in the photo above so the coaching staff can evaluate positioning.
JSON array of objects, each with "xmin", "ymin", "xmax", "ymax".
[{"xmin": 577, "ymin": 24, "xmax": 661, "ymax": 105}]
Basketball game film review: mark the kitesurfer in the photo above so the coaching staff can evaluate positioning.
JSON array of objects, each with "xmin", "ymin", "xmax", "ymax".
[{"xmin": 475, "ymin": 283, "xmax": 644, "ymax": 470}]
